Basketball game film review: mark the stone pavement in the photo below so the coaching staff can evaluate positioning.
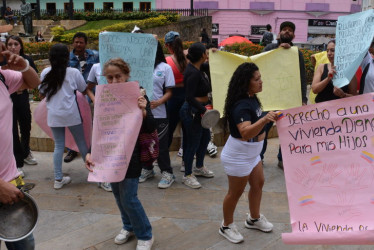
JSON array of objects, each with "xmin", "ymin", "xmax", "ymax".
[{"xmin": 4, "ymin": 138, "xmax": 372, "ymax": 250}]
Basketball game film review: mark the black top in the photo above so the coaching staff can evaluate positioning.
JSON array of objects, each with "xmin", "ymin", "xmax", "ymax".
[
  {"xmin": 229, "ymin": 97, "xmax": 265, "ymax": 139},
  {"xmin": 200, "ymin": 32, "xmax": 210, "ymax": 44},
  {"xmin": 22, "ymin": 54, "xmax": 38, "ymax": 73},
  {"xmin": 184, "ymin": 63, "xmax": 211, "ymax": 114},
  {"xmin": 315, "ymin": 64, "xmax": 348, "ymax": 103},
  {"xmin": 263, "ymin": 42, "xmax": 307, "ymax": 104},
  {"xmin": 125, "ymin": 95, "xmax": 156, "ymax": 179}
]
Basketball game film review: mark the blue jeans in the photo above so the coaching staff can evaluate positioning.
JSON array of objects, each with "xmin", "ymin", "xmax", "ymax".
[
  {"xmin": 167, "ymin": 87, "xmax": 186, "ymax": 148},
  {"xmin": 4, "ymin": 233, "xmax": 35, "ymax": 250},
  {"xmin": 179, "ymin": 102, "xmax": 210, "ymax": 176},
  {"xmin": 111, "ymin": 178, "xmax": 152, "ymax": 241},
  {"xmin": 51, "ymin": 124, "xmax": 88, "ymax": 180}
]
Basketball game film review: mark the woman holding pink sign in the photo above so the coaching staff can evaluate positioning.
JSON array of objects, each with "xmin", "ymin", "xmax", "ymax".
[
  {"xmin": 85, "ymin": 58, "xmax": 155, "ymax": 250},
  {"xmin": 39, "ymin": 44, "xmax": 89, "ymax": 190}
]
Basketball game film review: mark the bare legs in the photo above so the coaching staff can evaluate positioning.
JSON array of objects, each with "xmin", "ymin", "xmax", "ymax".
[{"xmin": 222, "ymin": 161, "xmax": 264, "ymax": 226}]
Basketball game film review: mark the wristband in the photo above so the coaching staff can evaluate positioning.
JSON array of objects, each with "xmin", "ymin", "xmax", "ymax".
[{"xmin": 19, "ymin": 59, "xmax": 30, "ymax": 73}]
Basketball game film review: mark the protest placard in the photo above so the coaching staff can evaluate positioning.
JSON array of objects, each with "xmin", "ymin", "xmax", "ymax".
[
  {"xmin": 210, "ymin": 47, "xmax": 301, "ymax": 114},
  {"xmin": 277, "ymin": 94, "xmax": 374, "ymax": 244},
  {"xmin": 34, "ymin": 92, "xmax": 92, "ymax": 152},
  {"xmin": 87, "ymin": 82, "xmax": 143, "ymax": 183},
  {"xmin": 98, "ymin": 32, "xmax": 158, "ymax": 98},
  {"xmin": 334, "ymin": 9, "xmax": 374, "ymax": 88}
]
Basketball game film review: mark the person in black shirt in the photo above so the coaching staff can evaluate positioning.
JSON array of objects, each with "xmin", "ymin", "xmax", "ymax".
[
  {"xmin": 179, "ymin": 42, "xmax": 214, "ymax": 189},
  {"xmin": 6, "ymin": 35, "xmax": 39, "ymax": 177},
  {"xmin": 312, "ymin": 39, "xmax": 356, "ymax": 103},
  {"xmin": 219, "ymin": 62, "xmax": 277, "ymax": 243}
]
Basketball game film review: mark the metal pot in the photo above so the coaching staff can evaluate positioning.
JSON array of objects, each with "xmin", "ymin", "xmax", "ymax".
[{"xmin": 0, "ymin": 192, "xmax": 38, "ymax": 242}]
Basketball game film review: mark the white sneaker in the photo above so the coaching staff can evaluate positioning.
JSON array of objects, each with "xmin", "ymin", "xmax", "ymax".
[
  {"xmin": 24, "ymin": 151, "xmax": 37, "ymax": 165},
  {"xmin": 99, "ymin": 182, "xmax": 112, "ymax": 192},
  {"xmin": 244, "ymin": 213, "xmax": 273, "ymax": 232},
  {"xmin": 54, "ymin": 176, "xmax": 71, "ymax": 189},
  {"xmin": 177, "ymin": 147, "xmax": 183, "ymax": 157},
  {"xmin": 139, "ymin": 169, "xmax": 155, "ymax": 183},
  {"xmin": 17, "ymin": 168, "xmax": 25, "ymax": 178},
  {"xmin": 158, "ymin": 171, "xmax": 175, "ymax": 189},
  {"xmin": 182, "ymin": 174, "xmax": 201, "ymax": 189},
  {"xmin": 136, "ymin": 236, "xmax": 154, "ymax": 250},
  {"xmin": 207, "ymin": 141, "xmax": 218, "ymax": 157},
  {"xmin": 180, "ymin": 161, "xmax": 185, "ymax": 172},
  {"xmin": 114, "ymin": 228, "xmax": 134, "ymax": 245},
  {"xmin": 193, "ymin": 166, "xmax": 214, "ymax": 178},
  {"xmin": 219, "ymin": 221, "xmax": 244, "ymax": 244}
]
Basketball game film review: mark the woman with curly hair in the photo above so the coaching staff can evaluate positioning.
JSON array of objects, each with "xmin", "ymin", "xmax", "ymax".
[{"xmin": 219, "ymin": 62, "xmax": 277, "ymax": 243}]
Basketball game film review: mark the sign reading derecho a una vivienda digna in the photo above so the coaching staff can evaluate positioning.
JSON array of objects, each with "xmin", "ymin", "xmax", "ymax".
[
  {"xmin": 334, "ymin": 9, "xmax": 374, "ymax": 88},
  {"xmin": 98, "ymin": 32, "xmax": 158, "ymax": 99},
  {"xmin": 278, "ymin": 93, "xmax": 374, "ymax": 245}
]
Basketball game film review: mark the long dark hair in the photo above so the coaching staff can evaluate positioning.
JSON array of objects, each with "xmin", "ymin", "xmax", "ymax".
[
  {"xmin": 167, "ymin": 37, "xmax": 187, "ymax": 72},
  {"xmin": 5, "ymin": 35, "xmax": 25, "ymax": 56},
  {"xmin": 40, "ymin": 44, "xmax": 70, "ymax": 101},
  {"xmin": 223, "ymin": 62, "xmax": 261, "ymax": 129},
  {"xmin": 154, "ymin": 41, "xmax": 166, "ymax": 68}
]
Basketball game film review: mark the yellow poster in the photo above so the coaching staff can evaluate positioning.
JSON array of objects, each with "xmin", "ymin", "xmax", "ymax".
[{"xmin": 210, "ymin": 47, "xmax": 302, "ymax": 114}]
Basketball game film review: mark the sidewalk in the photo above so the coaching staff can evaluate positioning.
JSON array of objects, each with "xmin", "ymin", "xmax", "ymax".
[{"xmin": 4, "ymin": 138, "xmax": 372, "ymax": 250}]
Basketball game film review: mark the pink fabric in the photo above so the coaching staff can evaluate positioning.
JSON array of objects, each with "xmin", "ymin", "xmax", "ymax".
[
  {"xmin": 0, "ymin": 69, "xmax": 23, "ymax": 182},
  {"xmin": 34, "ymin": 92, "xmax": 92, "ymax": 152},
  {"xmin": 88, "ymin": 82, "xmax": 143, "ymax": 183}
]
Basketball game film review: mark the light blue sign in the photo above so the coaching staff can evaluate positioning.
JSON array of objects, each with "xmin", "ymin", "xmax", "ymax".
[
  {"xmin": 99, "ymin": 32, "xmax": 158, "ymax": 98},
  {"xmin": 334, "ymin": 9, "xmax": 374, "ymax": 88}
]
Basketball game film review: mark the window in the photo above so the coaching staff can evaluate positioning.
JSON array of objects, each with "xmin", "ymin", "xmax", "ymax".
[
  {"xmin": 123, "ymin": 2, "xmax": 133, "ymax": 11},
  {"xmin": 46, "ymin": 3, "xmax": 56, "ymax": 15},
  {"xmin": 64, "ymin": 2, "xmax": 74, "ymax": 12},
  {"xmin": 103, "ymin": 2, "xmax": 114, "ymax": 11},
  {"xmin": 140, "ymin": 2, "xmax": 151, "ymax": 11},
  {"xmin": 84, "ymin": 2, "xmax": 95, "ymax": 12},
  {"xmin": 30, "ymin": 3, "xmax": 37, "ymax": 10}
]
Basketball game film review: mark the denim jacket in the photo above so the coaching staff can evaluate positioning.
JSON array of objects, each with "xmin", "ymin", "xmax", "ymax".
[{"xmin": 69, "ymin": 49, "xmax": 99, "ymax": 81}]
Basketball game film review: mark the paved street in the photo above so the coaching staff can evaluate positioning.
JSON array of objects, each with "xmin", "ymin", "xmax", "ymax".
[{"xmin": 3, "ymin": 138, "xmax": 372, "ymax": 250}]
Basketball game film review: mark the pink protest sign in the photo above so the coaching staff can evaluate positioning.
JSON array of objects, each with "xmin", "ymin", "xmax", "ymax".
[
  {"xmin": 34, "ymin": 92, "xmax": 92, "ymax": 152},
  {"xmin": 277, "ymin": 93, "xmax": 374, "ymax": 245},
  {"xmin": 88, "ymin": 82, "xmax": 143, "ymax": 183}
]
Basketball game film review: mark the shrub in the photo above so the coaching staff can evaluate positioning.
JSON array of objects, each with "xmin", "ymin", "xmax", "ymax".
[
  {"xmin": 23, "ymin": 42, "xmax": 55, "ymax": 60},
  {"xmin": 54, "ymin": 15, "xmax": 180, "ymax": 43}
]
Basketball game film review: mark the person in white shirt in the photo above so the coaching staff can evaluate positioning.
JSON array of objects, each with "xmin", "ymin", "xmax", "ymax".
[{"xmin": 39, "ymin": 44, "xmax": 88, "ymax": 189}]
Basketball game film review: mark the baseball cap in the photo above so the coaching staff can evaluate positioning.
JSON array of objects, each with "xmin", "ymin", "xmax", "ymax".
[
  {"xmin": 165, "ymin": 31, "xmax": 180, "ymax": 44},
  {"xmin": 280, "ymin": 21, "xmax": 295, "ymax": 32}
]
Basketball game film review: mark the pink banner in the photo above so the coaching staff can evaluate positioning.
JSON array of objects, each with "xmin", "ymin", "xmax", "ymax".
[
  {"xmin": 34, "ymin": 92, "xmax": 92, "ymax": 152},
  {"xmin": 88, "ymin": 82, "xmax": 143, "ymax": 183},
  {"xmin": 277, "ymin": 93, "xmax": 374, "ymax": 245}
]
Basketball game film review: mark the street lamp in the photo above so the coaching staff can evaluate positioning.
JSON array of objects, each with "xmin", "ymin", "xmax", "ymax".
[{"xmin": 190, "ymin": 0, "xmax": 194, "ymax": 16}]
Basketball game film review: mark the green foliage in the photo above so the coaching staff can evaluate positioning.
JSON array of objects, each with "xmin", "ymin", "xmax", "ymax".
[
  {"xmin": 54, "ymin": 15, "xmax": 180, "ymax": 43},
  {"xmin": 66, "ymin": 20, "xmax": 130, "ymax": 33},
  {"xmin": 224, "ymin": 42, "xmax": 316, "ymax": 85}
]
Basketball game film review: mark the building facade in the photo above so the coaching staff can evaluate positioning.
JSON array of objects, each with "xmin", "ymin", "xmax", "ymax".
[
  {"xmin": 156, "ymin": 0, "xmax": 362, "ymax": 44},
  {"xmin": 5, "ymin": 0, "xmax": 156, "ymax": 12}
]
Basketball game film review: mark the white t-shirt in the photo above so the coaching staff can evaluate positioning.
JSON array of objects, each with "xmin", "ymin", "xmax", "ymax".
[
  {"xmin": 361, "ymin": 52, "xmax": 374, "ymax": 94},
  {"xmin": 40, "ymin": 67, "xmax": 87, "ymax": 127},
  {"xmin": 151, "ymin": 62, "xmax": 175, "ymax": 118},
  {"xmin": 87, "ymin": 63, "xmax": 101, "ymax": 84}
]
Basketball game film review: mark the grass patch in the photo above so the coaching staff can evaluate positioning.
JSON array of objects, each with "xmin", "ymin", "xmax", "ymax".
[{"xmin": 66, "ymin": 19, "xmax": 130, "ymax": 33}]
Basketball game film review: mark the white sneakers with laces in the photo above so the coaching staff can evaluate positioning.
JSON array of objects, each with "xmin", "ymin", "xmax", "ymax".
[
  {"xmin": 219, "ymin": 221, "xmax": 244, "ymax": 244},
  {"xmin": 244, "ymin": 213, "xmax": 273, "ymax": 232},
  {"xmin": 182, "ymin": 174, "xmax": 201, "ymax": 189},
  {"xmin": 54, "ymin": 176, "xmax": 71, "ymax": 189},
  {"xmin": 136, "ymin": 236, "xmax": 154, "ymax": 250},
  {"xmin": 193, "ymin": 166, "xmax": 214, "ymax": 178},
  {"xmin": 158, "ymin": 171, "xmax": 175, "ymax": 189},
  {"xmin": 24, "ymin": 151, "xmax": 37, "ymax": 165},
  {"xmin": 114, "ymin": 228, "xmax": 134, "ymax": 245}
]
